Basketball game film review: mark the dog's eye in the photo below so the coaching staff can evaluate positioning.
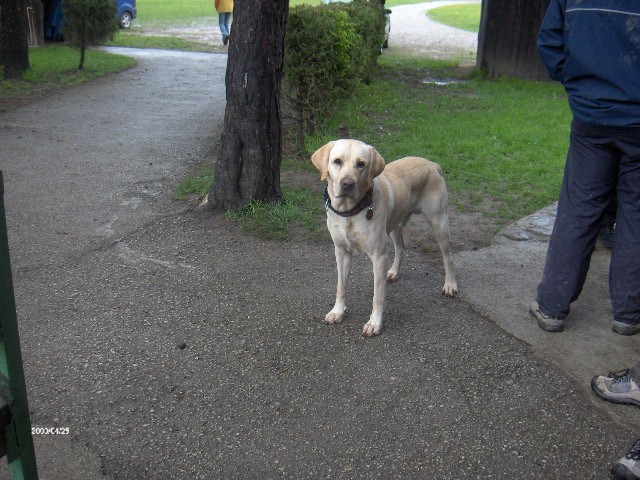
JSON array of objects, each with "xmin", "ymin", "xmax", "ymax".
[
  {"xmin": 333, "ymin": 158, "xmax": 343, "ymax": 166},
  {"xmin": 356, "ymin": 161, "xmax": 366, "ymax": 169}
]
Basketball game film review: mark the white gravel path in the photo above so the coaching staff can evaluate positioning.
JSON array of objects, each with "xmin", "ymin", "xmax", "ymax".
[{"xmin": 387, "ymin": 0, "xmax": 480, "ymax": 59}]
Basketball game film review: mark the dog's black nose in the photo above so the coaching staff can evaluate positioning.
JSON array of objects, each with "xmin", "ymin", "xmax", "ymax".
[{"xmin": 340, "ymin": 178, "xmax": 355, "ymax": 190}]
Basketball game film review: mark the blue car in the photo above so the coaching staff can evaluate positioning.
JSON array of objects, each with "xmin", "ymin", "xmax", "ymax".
[{"xmin": 117, "ymin": 0, "xmax": 137, "ymax": 29}]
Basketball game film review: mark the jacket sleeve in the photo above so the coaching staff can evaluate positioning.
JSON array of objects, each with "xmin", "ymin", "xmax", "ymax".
[{"xmin": 537, "ymin": 0, "xmax": 566, "ymax": 82}]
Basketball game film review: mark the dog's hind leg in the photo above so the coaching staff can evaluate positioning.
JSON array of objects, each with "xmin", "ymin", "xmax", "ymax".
[
  {"xmin": 387, "ymin": 226, "xmax": 405, "ymax": 283},
  {"xmin": 433, "ymin": 226, "xmax": 458, "ymax": 297},
  {"xmin": 325, "ymin": 245, "xmax": 352, "ymax": 324},
  {"xmin": 422, "ymin": 196, "xmax": 458, "ymax": 297}
]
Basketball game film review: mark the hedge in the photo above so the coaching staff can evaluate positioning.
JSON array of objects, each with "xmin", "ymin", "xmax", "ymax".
[{"xmin": 284, "ymin": 0, "xmax": 386, "ymax": 149}]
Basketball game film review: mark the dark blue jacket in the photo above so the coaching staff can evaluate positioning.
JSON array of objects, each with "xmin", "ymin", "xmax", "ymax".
[{"xmin": 538, "ymin": 0, "xmax": 640, "ymax": 127}]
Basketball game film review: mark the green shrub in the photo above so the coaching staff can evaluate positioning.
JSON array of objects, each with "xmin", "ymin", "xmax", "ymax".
[
  {"xmin": 343, "ymin": 0, "xmax": 386, "ymax": 81},
  {"xmin": 63, "ymin": 0, "xmax": 119, "ymax": 70},
  {"xmin": 284, "ymin": 1, "xmax": 386, "ymax": 149}
]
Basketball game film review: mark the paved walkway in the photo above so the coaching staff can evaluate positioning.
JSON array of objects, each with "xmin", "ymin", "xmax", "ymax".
[
  {"xmin": 459, "ymin": 205, "xmax": 640, "ymax": 408},
  {"xmin": 1, "ymin": 6, "xmax": 639, "ymax": 478}
]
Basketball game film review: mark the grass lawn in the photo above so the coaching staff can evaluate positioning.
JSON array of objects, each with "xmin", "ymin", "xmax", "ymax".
[
  {"xmin": 308, "ymin": 55, "xmax": 569, "ymax": 224},
  {"xmin": 180, "ymin": 53, "xmax": 570, "ymax": 239},
  {"xmin": 427, "ymin": 4, "xmax": 481, "ymax": 32},
  {"xmin": 134, "ymin": 0, "xmax": 215, "ymax": 25}
]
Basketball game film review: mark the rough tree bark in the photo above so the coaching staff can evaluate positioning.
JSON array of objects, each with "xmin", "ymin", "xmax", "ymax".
[
  {"xmin": 0, "ymin": 0, "xmax": 30, "ymax": 79},
  {"xmin": 477, "ymin": 0, "xmax": 551, "ymax": 81},
  {"xmin": 207, "ymin": 0, "xmax": 289, "ymax": 212}
]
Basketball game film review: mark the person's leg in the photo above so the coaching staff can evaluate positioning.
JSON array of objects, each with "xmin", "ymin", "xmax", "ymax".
[
  {"xmin": 535, "ymin": 120, "xmax": 618, "ymax": 319},
  {"xmin": 598, "ymin": 193, "xmax": 616, "ymax": 248},
  {"xmin": 224, "ymin": 12, "xmax": 232, "ymax": 36},
  {"xmin": 218, "ymin": 13, "xmax": 229, "ymax": 37},
  {"xmin": 610, "ymin": 131, "xmax": 640, "ymax": 334}
]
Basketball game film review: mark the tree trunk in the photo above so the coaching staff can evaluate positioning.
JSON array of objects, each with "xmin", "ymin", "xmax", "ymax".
[
  {"xmin": 78, "ymin": 44, "xmax": 86, "ymax": 71},
  {"xmin": 0, "ymin": 0, "xmax": 30, "ymax": 80},
  {"xmin": 477, "ymin": 0, "xmax": 550, "ymax": 81},
  {"xmin": 207, "ymin": 0, "xmax": 289, "ymax": 212},
  {"xmin": 295, "ymin": 95, "xmax": 305, "ymax": 152},
  {"xmin": 78, "ymin": 26, "xmax": 86, "ymax": 71}
]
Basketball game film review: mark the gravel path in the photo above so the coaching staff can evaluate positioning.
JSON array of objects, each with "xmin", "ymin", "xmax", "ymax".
[{"xmin": 387, "ymin": 0, "xmax": 480, "ymax": 59}]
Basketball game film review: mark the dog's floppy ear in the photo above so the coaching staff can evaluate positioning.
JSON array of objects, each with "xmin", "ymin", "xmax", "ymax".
[
  {"xmin": 369, "ymin": 146, "xmax": 386, "ymax": 179},
  {"xmin": 311, "ymin": 141, "xmax": 336, "ymax": 182}
]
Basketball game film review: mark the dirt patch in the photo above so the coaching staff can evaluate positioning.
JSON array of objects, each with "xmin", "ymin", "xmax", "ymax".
[
  {"xmin": 124, "ymin": 24, "xmax": 228, "ymax": 53},
  {"xmin": 137, "ymin": 24, "xmax": 224, "ymax": 47},
  {"xmin": 0, "ymin": 82, "xmax": 60, "ymax": 113}
]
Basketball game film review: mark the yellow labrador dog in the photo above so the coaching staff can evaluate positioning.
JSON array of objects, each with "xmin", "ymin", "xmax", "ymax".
[{"xmin": 311, "ymin": 139, "xmax": 458, "ymax": 336}]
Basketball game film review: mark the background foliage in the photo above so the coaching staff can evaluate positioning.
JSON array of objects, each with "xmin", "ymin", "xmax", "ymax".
[
  {"xmin": 62, "ymin": 0, "xmax": 119, "ymax": 69},
  {"xmin": 284, "ymin": 1, "xmax": 386, "ymax": 148}
]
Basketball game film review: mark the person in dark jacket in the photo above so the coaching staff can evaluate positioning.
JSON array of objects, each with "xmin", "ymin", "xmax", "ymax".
[
  {"xmin": 532, "ymin": 4, "xmax": 640, "ymax": 478},
  {"xmin": 530, "ymin": 0, "xmax": 640, "ymax": 337}
]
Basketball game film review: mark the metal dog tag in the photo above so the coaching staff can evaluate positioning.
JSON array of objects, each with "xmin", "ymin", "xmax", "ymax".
[{"xmin": 366, "ymin": 208, "xmax": 374, "ymax": 220}]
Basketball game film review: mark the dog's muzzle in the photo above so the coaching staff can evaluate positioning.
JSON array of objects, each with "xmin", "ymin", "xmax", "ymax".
[{"xmin": 338, "ymin": 178, "xmax": 356, "ymax": 198}]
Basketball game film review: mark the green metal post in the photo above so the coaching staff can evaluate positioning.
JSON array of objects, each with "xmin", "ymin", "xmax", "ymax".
[{"xmin": 0, "ymin": 171, "xmax": 39, "ymax": 479}]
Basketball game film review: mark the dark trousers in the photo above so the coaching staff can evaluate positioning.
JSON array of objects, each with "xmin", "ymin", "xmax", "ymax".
[{"xmin": 537, "ymin": 119, "xmax": 640, "ymax": 325}]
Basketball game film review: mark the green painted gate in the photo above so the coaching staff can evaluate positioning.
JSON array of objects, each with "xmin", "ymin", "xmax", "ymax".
[{"xmin": 0, "ymin": 171, "xmax": 39, "ymax": 479}]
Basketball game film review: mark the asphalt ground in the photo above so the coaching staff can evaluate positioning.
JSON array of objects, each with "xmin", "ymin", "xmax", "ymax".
[{"xmin": 0, "ymin": 37, "xmax": 639, "ymax": 480}]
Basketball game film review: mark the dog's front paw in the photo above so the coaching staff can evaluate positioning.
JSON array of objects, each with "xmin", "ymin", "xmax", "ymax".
[
  {"xmin": 324, "ymin": 310, "xmax": 345, "ymax": 324},
  {"xmin": 441, "ymin": 282, "xmax": 458, "ymax": 297},
  {"xmin": 362, "ymin": 319, "xmax": 382, "ymax": 336}
]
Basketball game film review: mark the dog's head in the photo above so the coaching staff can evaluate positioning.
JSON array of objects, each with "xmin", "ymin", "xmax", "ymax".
[{"xmin": 311, "ymin": 139, "xmax": 385, "ymax": 200}]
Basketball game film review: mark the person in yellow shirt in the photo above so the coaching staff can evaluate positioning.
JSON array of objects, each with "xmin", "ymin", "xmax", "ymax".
[{"xmin": 214, "ymin": 0, "xmax": 233, "ymax": 45}]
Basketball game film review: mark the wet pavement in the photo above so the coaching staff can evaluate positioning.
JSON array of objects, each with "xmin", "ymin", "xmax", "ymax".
[{"xmin": 0, "ymin": 19, "xmax": 639, "ymax": 480}]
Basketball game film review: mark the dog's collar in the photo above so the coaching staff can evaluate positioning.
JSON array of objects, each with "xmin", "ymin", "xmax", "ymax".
[{"xmin": 323, "ymin": 184, "xmax": 374, "ymax": 220}]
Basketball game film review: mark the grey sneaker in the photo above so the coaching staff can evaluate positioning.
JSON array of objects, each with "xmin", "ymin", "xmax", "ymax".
[
  {"xmin": 612, "ymin": 438, "xmax": 640, "ymax": 480},
  {"xmin": 591, "ymin": 369, "xmax": 640, "ymax": 408},
  {"xmin": 613, "ymin": 320, "xmax": 640, "ymax": 336},
  {"xmin": 529, "ymin": 301, "xmax": 564, "ymax": 332}
]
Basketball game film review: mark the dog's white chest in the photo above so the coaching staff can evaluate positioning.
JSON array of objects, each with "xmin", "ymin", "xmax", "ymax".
[{"xmin": 328, "ymin": 216, "xmax": 372, "ymax": 252}]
